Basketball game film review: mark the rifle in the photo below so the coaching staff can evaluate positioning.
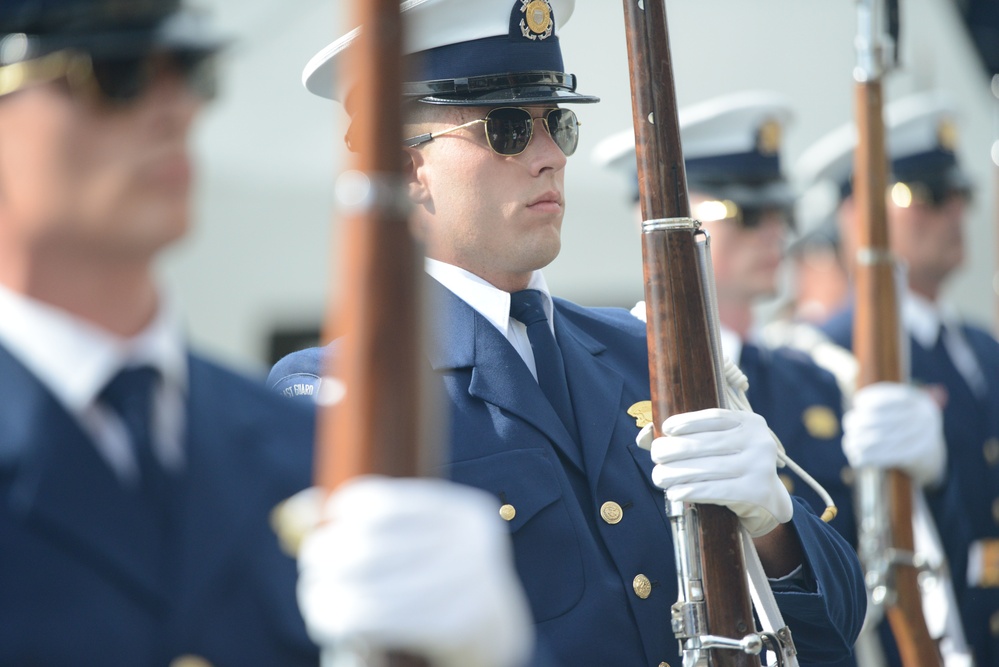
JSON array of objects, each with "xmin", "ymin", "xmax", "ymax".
[
  {"xmin": 621, "ymin": 2, "xmax": 770, "ymax": 665},
  {"xmin": 315, "ymin": 0, "xmax": 435, "ymax": 665},
  {"xmin": 850, "ymin": 1, "xmax": 942, "ymax": 664}
]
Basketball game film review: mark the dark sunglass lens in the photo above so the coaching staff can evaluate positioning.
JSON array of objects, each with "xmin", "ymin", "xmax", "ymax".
[
  {"xmin": 90, "ymin": 52, "xmax": 217, "ymax": 103},
  {"xmin": 740, "ymin": 208, "xmax": 762, "ymax": 228},
  {"xmin": 485, "ymin": 108, "xmax": 533, "ymax": 155},
  {"xmin": 90, "ymin": 57, "xmax": 149, "ymax": 101},
  {"xmin": 547, "ymin": 108, "xmax": 579, "ymax": 156},
  {"xmin": 173, "ymin": 51, "xmax": 217, "ymax": 99},
  {"xmin": 739, "ymin": 207, "xmax": 793, "ymax": 229}
]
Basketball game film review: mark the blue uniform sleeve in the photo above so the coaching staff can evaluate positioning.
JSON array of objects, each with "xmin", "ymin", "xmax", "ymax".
[
  {"xmin": 268, "ymin": 346, "xmax": 328, "ymax": 401},
  {"xmin": 773, "ymin": 497, "xmax": 867, "ymax": 663}
]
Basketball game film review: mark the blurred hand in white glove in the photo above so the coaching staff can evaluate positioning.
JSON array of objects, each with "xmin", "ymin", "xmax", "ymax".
[
  {"xmin": 637, "ymin": 408, "xmax": 793, "ymax": 538},
  {"xmin": 842, "ymin": 382, "xmax": 946, "ymax": 487},
  {"xmin": 295, "ymin": 476, "xmax": 534, "ymax": 667}
]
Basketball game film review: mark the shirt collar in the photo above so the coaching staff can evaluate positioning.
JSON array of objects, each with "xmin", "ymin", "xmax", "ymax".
[
  {"xmin": 901, "ymin": 290, "xmax": 958, "ymax": 349},
  {"xmin": 718, "ymin": 325, "xmax": 743, "ymax": 365},
  {"xmin": 0, "ymin": 283, "xmax": 188, "ymax": 415},
  {"xmin": 425, "ymin": 258, "xmax": 554, "ymax": 335}
]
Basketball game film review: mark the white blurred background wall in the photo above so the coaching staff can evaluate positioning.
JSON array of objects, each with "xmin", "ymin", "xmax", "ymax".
[{"xmin": 162, "ymin": 0, "xmax": 998, "ymax": 376}]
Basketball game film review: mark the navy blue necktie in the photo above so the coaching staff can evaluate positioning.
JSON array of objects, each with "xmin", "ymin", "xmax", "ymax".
[
  {"xmin": 510, "ymin": 290, "xmax": 579, "ymax": 442},
  {"xmin": 100, "ymin": 367, "xmax": 173, "ymax": 516}
]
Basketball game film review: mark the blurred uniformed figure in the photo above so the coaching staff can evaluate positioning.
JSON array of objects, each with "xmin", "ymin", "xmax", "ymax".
[
  {"xmin": 785, "ymin": 212, "xmax": 850, "ymax": 326},
  {"xmin": 596, "ymin": 91, "xmax": 948, "ymax": 667},
  {"xmin": 0, "ymin": 1, "xmax": 318, "ymax": 664},
  {"xmin": 801, "ymin": 91, "xmax": 990, "ymax": 666},
  {"xmin": 272, "ymin": 5, "xmax": 869, "ymax": 665},
  {"xmin": 0, "ymin": 1, "xmax": 533, "ymax": 665}
]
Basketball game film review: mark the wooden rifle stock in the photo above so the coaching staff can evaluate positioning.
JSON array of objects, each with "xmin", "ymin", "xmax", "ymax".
[
  {"xmin": 621, "ymin": 2, "xmax": 756, "ymax": 665},
  {"xmin": 851, "ymin": 2, "xmax": 941, "ymax": 663},
  {"xmin": 316, "ymin": 1, "xmax": 434, "ymax": 665}
]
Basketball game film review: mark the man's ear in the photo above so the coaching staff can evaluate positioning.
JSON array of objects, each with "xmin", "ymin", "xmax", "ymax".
[{"xmin": 404, "ymin": 146, "xmax": 431, "ymax": 205}]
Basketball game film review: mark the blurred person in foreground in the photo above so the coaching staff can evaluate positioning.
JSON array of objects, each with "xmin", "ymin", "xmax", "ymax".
[{"xmin": 0, "ymin": 1, "xmax": 532, "ymax": 665}]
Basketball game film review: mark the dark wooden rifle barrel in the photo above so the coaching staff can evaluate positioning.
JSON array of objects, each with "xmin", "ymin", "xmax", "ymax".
[
  {"xmin": 621, "ymin": 2, "xmax": 756, "ymax": 665},
  {"xmin": 315, "ymin": 1, "xmax": 433, "ymax": 665},
  {"xmin": 851, "ymin": 1, "xmax": 941, "ymax": 663}
]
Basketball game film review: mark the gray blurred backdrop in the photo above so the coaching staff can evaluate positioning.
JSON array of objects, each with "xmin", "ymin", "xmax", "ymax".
[{"xmin": 163, "ymin": 0, "xmax": 999, "ymax": 376}]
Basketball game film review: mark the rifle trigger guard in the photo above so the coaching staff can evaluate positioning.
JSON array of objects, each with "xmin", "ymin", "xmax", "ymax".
[{"xmin": 642, "ymin": 217, "xmax": 700, "ymax": 233}]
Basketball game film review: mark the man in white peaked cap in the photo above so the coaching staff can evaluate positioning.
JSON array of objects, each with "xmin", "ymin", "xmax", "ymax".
[
  {"xmin": 274, "ymin": 3, "xmax": 868, "ymax": 665},
  {"xmin": 803, "ymin": 91, "xmax": 986, "ymax": 666}
]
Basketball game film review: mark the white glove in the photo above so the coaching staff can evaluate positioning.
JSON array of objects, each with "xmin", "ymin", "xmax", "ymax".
[
  {"xmin": 296, "ymin": 476, "xmax": 534, "ymax": 667},
  {"xmin": 637, "ymin": 408, "xmax": 794, "ymax": 537},
  {"xmin": 842, "ymin": 382, "xmax": 946, "ymax": 487}
]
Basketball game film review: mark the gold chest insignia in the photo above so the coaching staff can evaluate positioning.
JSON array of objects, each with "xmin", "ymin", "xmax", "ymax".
[
  {"xmin": 802, "ymin": 405, "xmax": 840, "ymax": 440},
  {"xmin": 628, "ymin": 400, "xmax": 654, "ymax": 428},
  {"xmin": 520, "ymin": 0, "xmax": 554, "ymax": 41}
]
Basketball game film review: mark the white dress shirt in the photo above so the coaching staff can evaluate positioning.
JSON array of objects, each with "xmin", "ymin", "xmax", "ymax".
[
  {"xmin": 901, "ymin": 291, "xmax": 987, "ymax": 398},
  {"xmin": 425, "ymin": 258, "xmax": 553, "ymax": 382},
  {"xmin": 0, "ymin": 284, "xmax": 188, "ymax": 483}
]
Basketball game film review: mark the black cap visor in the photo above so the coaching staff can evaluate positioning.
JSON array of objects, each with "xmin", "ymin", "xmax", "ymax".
[
  {"xmin": 403, "ymin": 71, "xmax": 598, "ymax": 106},
  {"xmin": 2, "ymin": 9, "xmax": 226, "ymax": 63}
]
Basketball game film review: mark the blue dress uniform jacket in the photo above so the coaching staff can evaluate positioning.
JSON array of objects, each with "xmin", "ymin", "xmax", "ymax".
[
  {"xmin": 739, "ymin": 343, "xmax": 867, "ymax": 667},
  {"xmin": 271, "ymin": 279, "xmax": 866, "ymax": 667},
  {"xmin": 739, "ymin": 343, "xmax": 857, "ymax": 548},
  {"xmin": 824, "ymin": 307, "xmax": 996, "ymax": 666},
  {"xmin": 0, "ymin": 343, "xmax": 320, "ymax": 667}
]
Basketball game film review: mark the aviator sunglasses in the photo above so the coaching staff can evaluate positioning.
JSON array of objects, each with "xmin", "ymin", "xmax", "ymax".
[
  {"xmin": 403, "ymin": 106, "xmax": 580, "ymax": 157},
  {"xmin": 0, "ymin": 48, "xmax": 217, "ymax": 103}
]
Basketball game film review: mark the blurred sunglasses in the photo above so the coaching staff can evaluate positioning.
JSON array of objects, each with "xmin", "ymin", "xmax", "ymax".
[
  {"xmin": 403, "ymin": 106, "xmax": 580, "ymax": 157},
  {"xmin": 890, "ymin": 181, "xmax": 972, "ymax": 209},
  {"xmin": 0, "ymin": 48, "xmax": 216, "ymax": 103},
  {"xmin": 693, "ymin": 198, "xmax": 795, "ymax": 230}
]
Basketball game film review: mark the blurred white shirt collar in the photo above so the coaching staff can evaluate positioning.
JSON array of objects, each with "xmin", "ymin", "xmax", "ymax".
[{"xmin": 0, "ymin": 284, "xmax": 188, "ymax": 479}]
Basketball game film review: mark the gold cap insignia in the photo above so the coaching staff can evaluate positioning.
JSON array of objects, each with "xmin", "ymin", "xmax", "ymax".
[
  {"xmin": 520, "ymin": 0, "xmax": 554, "ymax": 41},
  {"xmin": 977, "ymin": 539, "xmax": 999, "ymax": 588},
  {"xmin": 628, "ymin": 400, "xmax": 654, "ymax": 428},
  {"xmin": 757, "ymin": 119, "xmax": 781, "ymax": 155},
  {"xmin": 938, "ymin": 118, "xmax": 958, "ymax": 152},
  {"xmin": 802, "ymin": 405, "xmax": 840, "ymax": 440}
]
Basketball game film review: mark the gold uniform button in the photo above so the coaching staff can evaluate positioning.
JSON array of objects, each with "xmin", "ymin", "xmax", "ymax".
[
  {"xmin": 600, "ymin": 501, "xmax": 624, "ymax": 525},
  {"xmin": 778, "ymin": 474, "xmax": 795, "ymax": 494},
  {"xmin": 170, "ymin": 657, "xmax": 213, "ymax": 667},
  {"xmin": 659, "ymin": 663, "xmax": 671, "ymax": 667},
  {"xmin": 499, "ymin": 504, "xmax": 516, "ymax": 521},
  {"xmin": 633, "ymin": 574, "xmax": 652, "ymax": 599},
  {"xmin": 803, "ymin": 405, "xmax": 840, "ymax": 439},
  {"xmin": 985, "ymin": 438, "xmax": 999, "ymax": 466},
  {"xmin": 991, "ymin": 611, "xmax": 999, "ymax": 637}
]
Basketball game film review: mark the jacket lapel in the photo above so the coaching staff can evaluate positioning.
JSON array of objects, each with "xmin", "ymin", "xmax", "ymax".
[
  {"xmin": 555, "ymin": 309, "xmax": 625, "ymax": 486},
  {"xmin": 170, "ymin": 357, "xmax": 264, "ymax": 613},
  {"xmin": 427, "ymin": 280, "xmax": 585, "ymax": 472},
  {"xmin": 0, "ymin": 344, "xmax": 170, "ymax": 609}
]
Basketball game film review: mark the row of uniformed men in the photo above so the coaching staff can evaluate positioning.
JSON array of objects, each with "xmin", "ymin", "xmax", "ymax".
[{"xmin": 592, "ymin": 86, "xmax": 998, "ymax": 667}]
